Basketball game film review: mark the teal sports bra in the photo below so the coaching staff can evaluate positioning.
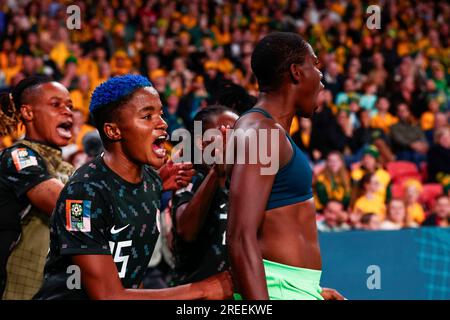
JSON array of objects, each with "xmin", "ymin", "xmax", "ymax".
[{"xmin": 239, "ymin": 108, "xmax": 313, "ymax": 210}]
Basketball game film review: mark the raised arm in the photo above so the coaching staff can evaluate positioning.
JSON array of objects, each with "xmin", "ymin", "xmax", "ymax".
[{"xmin": 175, "ymin": 166, "xmax": 223, "ymax": 242}]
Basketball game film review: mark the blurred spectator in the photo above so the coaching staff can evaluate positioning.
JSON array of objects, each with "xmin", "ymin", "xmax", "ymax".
[
  {"xmin": 322, "ymin": 60, "xmax": 343, "ymax": 97},
  {"xmin": 347, "ymin": 109, "xmax": 389, "ymax": 165},
  {"xmin": 427, "ymin": 126, "xmax": 450, "ymax": 188},
  {"xmin": 335, "ymin": 78, "xmax": 360, "ymax": 111},
  {"xmin": 353, "ymin": 173, "xmax": 386, "ymax": 220},
  {"xmin": 390, "ymin": 103, "xmax": 428, "ymax": 168},
  {"xmin": 403, "ymin": 179, "xmax": 426, "ymax": 226},
  {"xmin": 328, "ymin": 109, "xmax": 352, "ymax": 154},
  {"xmin": 370, "ymin": 96, "xmax": 398, "ymax": 135},
  {"xmin": 359, "ymin": 213, "xmax": 381, "ymax": 231},
  {"xmin": 317, "ymin": 200, "xmax": 350, "ymax": 232},
  {"xmin": 351, "ymin": 145, "xmax": 391, "ymax": 203},
  {"xmin": 359, "ymin": 81, "xmax": 378, "ymax": 117},
  {"xmin": 310, "ymin": 89, "xmax": 337, "ymax": 161},
  {"xmin": 380, "ymin": 199, "xmax": 408, "ymax": 230},
  {"xmin": 82, "ymin": 130, "xmax": 104, "ymax": 159},
  {"xmin": 391, "ymin": 72, "xmax": 426, "ymax": 119},
  {"xmin": 420, "ymin": 99, "xmax": 441, "ymax": 132},
  {"xmin": 422, "ymin": 195, "xmax": 450, "ymax": 227},
  {"xmin": 314, "ymin": 151, "xmax": 351, "ymax": 210},
  {"xmin": 164, "ymin": 94, "xmax": 184, "ymax": 136},
  {"xmin": 291, "ymin": 117, "xmax": 313, "ymax": 160}
]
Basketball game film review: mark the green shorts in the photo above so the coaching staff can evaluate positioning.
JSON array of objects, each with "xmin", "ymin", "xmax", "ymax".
[{"xmin": 234, "ymin": 259, "xmax": 324, "ymax": 300}]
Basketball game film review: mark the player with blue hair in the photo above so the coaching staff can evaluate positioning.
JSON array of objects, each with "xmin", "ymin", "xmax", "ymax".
[{"xmin": 34, "ymin": 74, "xmax": 232, "ymax": 300}]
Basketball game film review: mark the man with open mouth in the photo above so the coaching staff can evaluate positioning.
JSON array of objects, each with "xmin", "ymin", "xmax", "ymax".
[
  {"xmin": 0, "ymin": 75, "xmax": 75, "ymax": 299},
  {"xmin": 33, "ymin": 74, "xmax": 232, "ymax": 300}
]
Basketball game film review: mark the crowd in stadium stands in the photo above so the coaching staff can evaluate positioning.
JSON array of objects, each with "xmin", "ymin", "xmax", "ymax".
[{"xmin": 0, "ymin": 0, "xmax": 449, "ymax": 232}]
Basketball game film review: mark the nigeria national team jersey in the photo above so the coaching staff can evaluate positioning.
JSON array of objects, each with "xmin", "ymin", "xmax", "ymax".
[
  {"xmin": 0, "ymin": 143, "xmax": 53, "ymax": 232},
  {"xmin": 170, "ymin": 168, "xmax": 229, "ymax": 286},
  {"xmin": 34, "ymin": 156, "xmax": 162, "ymax": 300}
]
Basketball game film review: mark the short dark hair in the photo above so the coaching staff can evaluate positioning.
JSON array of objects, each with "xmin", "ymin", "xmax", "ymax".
[
  {"xmin": 90, "ymin": 91, "xmax": 136, "ymax": 144},
  {"xmin": 191, "ymin": 104, "xmax": 235, "ymax": 134},
  {"xmin": 251, "ymin": 32, "xmax": 310, "ymax": 92},
  {"xmin": 187, "ymin": 105, "xmax": 236, "ymax": 164},
  {"xmin": 216, "ymin": 82, "xmax": 257, "ymax": 115}
]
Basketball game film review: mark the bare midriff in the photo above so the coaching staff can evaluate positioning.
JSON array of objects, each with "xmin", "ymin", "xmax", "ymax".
[{"xmin": 258, "ymin": 198, "xmax": 322, "ymax": 270}]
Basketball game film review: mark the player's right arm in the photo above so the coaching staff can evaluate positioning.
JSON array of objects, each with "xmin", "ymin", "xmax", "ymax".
[
  {"xmin": 0, "ymin": 145, "xmax": 64, "ymax": 216},
  {"xmin": 173, "ymin": 126, "xmax": 228, "ymax": 242},
  {"xmin": 174, "ymin": 167, "xmax": 222, "ymax": 242},
  {"xmin": 54, "ymin": 181, "xmax": 232, "ymax": 300},
  {"xmin": 72, "ymin": 254, "xmax": 232, "ymax": 300}
]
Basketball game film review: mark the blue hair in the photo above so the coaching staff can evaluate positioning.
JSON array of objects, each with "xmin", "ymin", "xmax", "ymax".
[{"xmin": 89, "ymin": 74, "xmax": 152, "ymax": 113}]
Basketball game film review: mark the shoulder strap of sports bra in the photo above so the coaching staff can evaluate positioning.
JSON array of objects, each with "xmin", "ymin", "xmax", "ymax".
[
  {"xmin": 240, "ymin": 108, "xmax": 298, "ymax": 147},
  {"xmin": 240, "ymin": 107, "xmax": 273, "ymax": 119}
]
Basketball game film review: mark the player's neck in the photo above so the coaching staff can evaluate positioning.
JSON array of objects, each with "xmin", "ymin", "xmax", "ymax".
[
  {"xmin": 102, "ymin": 150, "xmax": 143, "ymax": 184},
  {"xmin": 257, "ymin": 91, "xmax": 296, "ymax": 132},
  {"xmin": 24, "ymin": 131, "xmax": 58, "ymax": 149}
]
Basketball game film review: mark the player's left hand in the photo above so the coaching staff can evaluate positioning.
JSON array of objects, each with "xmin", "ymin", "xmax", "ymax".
[
  {"xmin": 160, "ymin": 160, "xmax": 195, "ymax": 191},
  {"xmin": 320, "ymin": 287, "xmax": 345, "ymax": 300}
]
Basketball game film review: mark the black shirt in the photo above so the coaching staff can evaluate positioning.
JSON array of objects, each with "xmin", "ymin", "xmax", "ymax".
[
  {"xmin": 170, "ymin": 169, "xmax": 229, "ymax": 285},
  {"xmin": 0, "ymin": 144, "xmax": 52, "ymax": 232},
  {"xmin": 34, "ymin": 156, "xmax": 162, "ymax": 299}
]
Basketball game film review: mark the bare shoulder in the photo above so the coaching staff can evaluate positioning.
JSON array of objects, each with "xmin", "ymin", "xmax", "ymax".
[
  {"xmin": 234, "ymin": 112, "xmax": 279, "ymax": 131},
  {"xmin": 229, "ymin": 112, "xmax": 292, "ymax": 170}
]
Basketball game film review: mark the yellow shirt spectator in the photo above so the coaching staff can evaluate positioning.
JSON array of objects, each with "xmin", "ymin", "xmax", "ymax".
[
  {"xmin": 74, "ymin": 124, "xmax": 96, "ymax": 151},
  {"xmin": 420, "ymin": 111, "xmax": 435, "ymax": 131},
  {"xmin": 70, "ymin": 90, "xmax": 91, "ymax": 120},
  {"xmin": 352, "ymin": 167, "xmax": 391, "ymax": 201},
  {"xmin": 406, "ymin": 202, "xmax": 426, "ymax": 225},
  {"xmin": 50, "ymin": 42, "xmax": 71, "ymax": 71},
  {"xmin": 370, "ymin": 113, "xmax": 399, "ymax": 134},
  {"xmin": 77, "ymin": 57, "xmax": 99, "ymax": 87},
  {"xmin": 217, "ymin": 58, "xmax": 234, "ymax": 75},
  {"xmin": 354, "ymin": 194, "xmax": 386, "ymax": 219}
]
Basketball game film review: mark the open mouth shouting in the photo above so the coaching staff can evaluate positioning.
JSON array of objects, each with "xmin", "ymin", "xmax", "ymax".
[
  {"xmin": 152, "ymin": 133, "xmax": 168, "ymax": 158},
  {"xmin": 56, "ymin": 120, "xmax": 73, "ymax": 140}
]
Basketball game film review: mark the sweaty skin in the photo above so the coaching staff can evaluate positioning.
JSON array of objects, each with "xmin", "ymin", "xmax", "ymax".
[{"xmin": 227, "ymin": 48, "xmax": 325, "ymax": 300}]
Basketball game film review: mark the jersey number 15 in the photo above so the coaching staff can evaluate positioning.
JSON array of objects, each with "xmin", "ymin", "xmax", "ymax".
[{"xmin": 109, "ymin": 240, "xmax": 132, "ymax": 278}]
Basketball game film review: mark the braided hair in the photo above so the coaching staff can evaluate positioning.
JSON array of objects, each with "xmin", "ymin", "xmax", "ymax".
[{"xmin": 0, "ymin": 75, "xmax": 53, "ymax": 136}]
